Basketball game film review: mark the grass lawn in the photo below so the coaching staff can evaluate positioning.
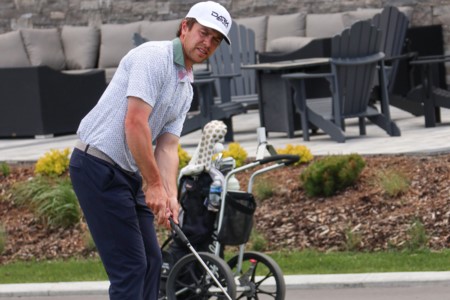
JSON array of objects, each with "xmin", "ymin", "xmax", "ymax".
[{"xmin": 1, "ymin": 250, "xmax": 450, "ymax": 284}]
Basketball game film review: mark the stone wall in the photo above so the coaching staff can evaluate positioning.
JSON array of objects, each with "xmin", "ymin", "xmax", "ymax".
[{"xmin": 2, "ymin": 0, "xmax": 450, "ymax": 50}]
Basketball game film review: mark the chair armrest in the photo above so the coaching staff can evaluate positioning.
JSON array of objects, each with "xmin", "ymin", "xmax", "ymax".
[
  {"xmin": 385, "ymin": 52, "xmax": 418, "ymax": 63},
  {"xmin": 410, "ymin": 55, "xmax": 450, "ymax": 66},
  {"xmin": 415, "ymin": 54, "xmax": 450, "ymax": 61},
  {"xmin": 282, "ymin": 72, "xmax": 334, "ymax": 80},
  {"xmin": 194, "ymin": 69, "xmax": 212, "ymax": 79},
  {"xmin": 332, "ymin": 52, "xmax": 385, "ymax": 66},
  {"xmin": 209, "ymin": 73, "xmax": 241, "ymax": 79},
  {"xmin": 193, "ymin": 78, "xmax": 216, "ymax": 85}
]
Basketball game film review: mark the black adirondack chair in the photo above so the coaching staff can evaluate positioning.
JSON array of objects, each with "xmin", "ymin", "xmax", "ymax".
[
  {"xmin": 209, "ymin": 22, "xmax": 258, "ymax": 110},
  {"xmin": 282, "ymin": 20, "xmax": 401, "ymax": 143},
  {"xmin": 407, "ymin": 55, "xmax": 450, "ymax": 127},
  {"xmin": 390, "ymin": 24, "xmax": 450, "ymax": 127},
  {"xmin": 372, "ymin": 6, "xmax": 410, "ymax": 95}
]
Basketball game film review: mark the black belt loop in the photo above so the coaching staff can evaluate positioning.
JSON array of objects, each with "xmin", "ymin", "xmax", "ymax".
[{"xmin": 84, "ymin": 144, "xmax": 90, "ymax": 153}]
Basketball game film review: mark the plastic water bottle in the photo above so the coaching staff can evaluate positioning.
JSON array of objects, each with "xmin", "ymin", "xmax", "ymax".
[
  {"xmin": 208, "ymin": 178, "xmax": 222, "ymax": 211},
  {"xmin": 228, "ymin": 175, "xmax": 241, "ymax": 191}
]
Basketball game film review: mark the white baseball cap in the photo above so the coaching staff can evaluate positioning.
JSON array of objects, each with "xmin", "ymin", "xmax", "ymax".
[{"xmin": 186, "ymin": 1, "xmax": 232, "ymax": 45}]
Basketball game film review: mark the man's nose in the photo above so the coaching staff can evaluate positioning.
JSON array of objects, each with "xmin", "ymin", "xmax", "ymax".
[{"xmin": 202, "ymin": 36, "xmax": 212, "ymax": 49}]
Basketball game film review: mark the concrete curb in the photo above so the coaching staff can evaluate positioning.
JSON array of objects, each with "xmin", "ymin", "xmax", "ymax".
[
  {"xmin": 2, "ymin": 272, "xmax": 450, "ymax": 297},
  {"xmin": 283, "ymin": 271, "xmax": 450, "ymax": 289}
]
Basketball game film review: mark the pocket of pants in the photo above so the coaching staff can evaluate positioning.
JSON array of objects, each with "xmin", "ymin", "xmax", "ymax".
[{"xmin": 71, "ymin": 150, "xmax": 118, "ymax": 192}]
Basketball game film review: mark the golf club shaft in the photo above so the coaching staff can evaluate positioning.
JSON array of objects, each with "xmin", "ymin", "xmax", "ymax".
[{"xmin": 169, "ymin": 217, "xmax": 232, "ymax": 300}]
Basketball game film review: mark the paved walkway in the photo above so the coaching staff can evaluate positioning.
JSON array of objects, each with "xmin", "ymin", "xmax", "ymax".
[
  {"xmin": 0, "ymin": 106, "xmax": 450, "ymax": 163},
  {"xmin": 1, "ymin": 272, "xmax": 450, "ymax": 297}
]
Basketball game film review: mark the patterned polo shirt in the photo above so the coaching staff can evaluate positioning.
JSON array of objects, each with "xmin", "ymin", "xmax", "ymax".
[{"xmin": 77, "ymin": 38, "xmax": 194, "ymax": 172}]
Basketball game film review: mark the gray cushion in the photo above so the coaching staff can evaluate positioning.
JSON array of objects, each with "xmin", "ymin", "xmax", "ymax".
[
  {"xmin": 267, "ymin": 12, "xmax": 306, "ymax": 52},
  {"xmin": 61, "ymin": 26, "xmax": 100, "ymax": 70},
  {"xmin": 98, "ymin": 22, "xmax": 141, "ymax": 68},
  {"xmin": 267, "ymin": 36, "xmax": 314, "ymax": 53},
  {"xmin": 235, "ymin": 16, "xmax": 268, "ymax": 53},
  {"xmin": 103, "ymin": 67, "xmax": 117, "ymax": 83},
  {"xmin": 140, "ymin": 19, "xmax": 181, "ymax": 41},
  {"xmin": 21, "ymin": 28, "xmax": 66, "ymax": 70},
  {"xmin": 0, "ymin": 31, "xmax": 30, "ymax": 67},
  {"xmin": 306, "ymin": 13, "xmax": 345, "ymax": 38}
]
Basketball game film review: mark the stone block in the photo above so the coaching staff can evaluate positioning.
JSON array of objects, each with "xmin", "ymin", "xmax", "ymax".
[
  {"xmin": 50, "ymin": 11, "xmax": 65, "ymax": 20},
  {"xmin": 80, "ymin": 0, "xmax": 98, "ymax": 11}
]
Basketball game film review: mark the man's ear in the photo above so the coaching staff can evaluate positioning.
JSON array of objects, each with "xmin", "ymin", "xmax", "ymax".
[{"xmin": 181, "ymin": 19, "xmax": 189, "ymax": 34}]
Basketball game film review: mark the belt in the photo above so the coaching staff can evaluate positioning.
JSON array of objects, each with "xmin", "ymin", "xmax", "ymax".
[{"xmin": 75, "ymin": 140, "xmax": 115, "ymax": 166}]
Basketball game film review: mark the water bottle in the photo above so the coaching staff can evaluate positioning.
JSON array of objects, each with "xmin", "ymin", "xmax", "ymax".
[
  {"xmin": 208, "ymin": 178, "xmax": 222, "ymax": 212},
  {"xmin": 228, "ymin": 175, "xmax": 241, "ymax": 191}
]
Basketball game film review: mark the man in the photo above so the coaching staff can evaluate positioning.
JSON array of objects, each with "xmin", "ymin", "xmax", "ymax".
[{"xmin": 69, "ymin": 2, "xmax": 232, "ymax": 299}]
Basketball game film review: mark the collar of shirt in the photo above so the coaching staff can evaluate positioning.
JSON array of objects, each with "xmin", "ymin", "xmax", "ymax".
[{"xmin": 172, "ymin": 38, "xmax": 194, "ymax": 83}]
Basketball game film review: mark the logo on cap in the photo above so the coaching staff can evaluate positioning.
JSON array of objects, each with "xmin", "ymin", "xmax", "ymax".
[{"xmin": 211, "ymin": 11, "xmax": 229, "ymax": 28}]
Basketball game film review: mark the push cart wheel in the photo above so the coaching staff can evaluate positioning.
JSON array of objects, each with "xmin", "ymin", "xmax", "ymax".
[
  {"xmin": 227, "ymin": 251, "xmax": 286, "ymax": 300},
  {"xmin": 166, "ymin": 251, "xmax": 236, "ymax": 300}
]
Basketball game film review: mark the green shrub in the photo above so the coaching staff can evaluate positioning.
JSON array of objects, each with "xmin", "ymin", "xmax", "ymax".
[
  {"xmin": 405, "ymin": 219, "xmax": 429, "ymax": 251},
  {"xmin": 178, "ymin": 144, "xmax": 191, "ymax": 170},
  {"xmin": 13, "ymin": 176, "xmax": 81, "ymax": 229},
  {"xmin": 277, "ymin": 144, "xmax": 314, "ymax": 165},
  {"xmin": 1, "ymin": 162, "xmax": 10, "ymax": 177},
  {"xmin": 300, "ymin": 154, "xmax": 366, "ymax": 197},
  {"xmin": 34, "ymin": 148, "xmax": 70, "ymax": 177},
  {"xmin": 0, "ymin": 223, "xmax": 6, "ymax": 254},
  {"xmin": 253, "ymin": 178, "xmax": 275, "ymax": 200},
  {"xmin": 344, "ymin": 226, "xmax": 362, "ymax": 251},
  {"xmin": 249, "ymin": 230, "xmax": 268, "ymax": 252},
  {"xmin": 82, "ymin": 229, "xmax": 96, "ymax": 251},
  {"xmin": 377, "ymin": 169, "xmax": 410, "ymax": 198},
  {"xmin": 222, "ymin": 142, "xmax": 248, "ymax": 167}
]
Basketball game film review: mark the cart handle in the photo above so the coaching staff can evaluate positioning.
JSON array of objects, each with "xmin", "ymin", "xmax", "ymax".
[{"xmin": 257, "ymin": 154, "xmax": 299, "ymax": 166}]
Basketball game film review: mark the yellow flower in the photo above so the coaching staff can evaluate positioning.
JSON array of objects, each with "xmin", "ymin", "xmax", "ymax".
[
  {"xmin": 35, "ymin": 148, "xmax": 70, "ymax": 176},
  {"xmin": 223, "ymin": 142, "xmax": 247, "ymax": 167},
  {"xmin": 277, "ymin": 144, "xmax": 313, "ymax": 165}
]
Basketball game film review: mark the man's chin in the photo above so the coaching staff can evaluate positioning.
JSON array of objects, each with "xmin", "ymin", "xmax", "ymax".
[{"xmin": 195, "ymin": 56, "xmax": 208, "ymax": 64}]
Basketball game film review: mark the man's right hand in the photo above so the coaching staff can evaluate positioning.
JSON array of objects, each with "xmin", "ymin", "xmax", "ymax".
[{"xmin": 144, "ymin": 183, "xmax": 170, "ymax": 227}]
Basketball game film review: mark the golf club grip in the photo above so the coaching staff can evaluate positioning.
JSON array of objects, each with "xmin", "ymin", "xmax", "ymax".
[{"xmin": 169, "ymin": 217, "xmax": 190, "ymax": 245}]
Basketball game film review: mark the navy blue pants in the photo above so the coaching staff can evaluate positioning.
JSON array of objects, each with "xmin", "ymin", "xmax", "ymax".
[{"xmin": 69, "ymin": 148, "xmax": 162, "ymax": 300}]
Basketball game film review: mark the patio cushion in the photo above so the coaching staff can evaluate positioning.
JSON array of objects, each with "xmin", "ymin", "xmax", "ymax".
[
  {"xmin": 306, "ymin": 13, "xmax": 345, "ymax": 38},
  {"xmin": 61, "ymin": 26, "xmax": 100, "ymax": 70},
  {"xmin": 140, "ymin": 19, "xmax": 181, "ymax": 41},
  {"xmin": 0, "ymin": 31, "xmax": 30, "ymax": 67},
  {"xmin": 98, "ymin": 22, "xmax": 141, "ymax": 68},
  {"xmin": 21, "ymin": 28, "xmax": 66, "ymax": 70},
  {"xmin": 235, "ymin": 15, "xmax": 268, "ymax": 53},
  {"xmin": 267, "ymin": 12, "xmax": 306, "ymax": 51},
  {"xmin": 267, "ymin": 36, "xmax": 313, "ymax": 53}
]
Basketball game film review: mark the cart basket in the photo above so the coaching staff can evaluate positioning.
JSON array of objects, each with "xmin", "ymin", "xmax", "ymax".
[{"xmin": 217, "ymin": 191, "xmax": 256, "ymax": 245}]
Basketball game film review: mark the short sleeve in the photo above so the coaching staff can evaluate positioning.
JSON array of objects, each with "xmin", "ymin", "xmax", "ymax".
[
  {"xmin": 123, "ymin": 45, "xmax": 169, "ymax": 107},
  {"xmin": 160, "ymin": 99, "xmax": 191, "ymax": 137}
]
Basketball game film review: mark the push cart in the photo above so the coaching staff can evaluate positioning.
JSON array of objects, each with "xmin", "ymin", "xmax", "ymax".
[{"xmin": 159, "ymin": 124, "xmax": 299, "ymax": 300}]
